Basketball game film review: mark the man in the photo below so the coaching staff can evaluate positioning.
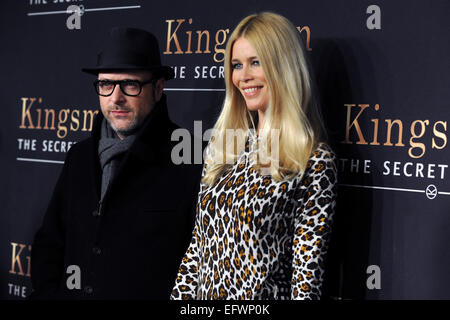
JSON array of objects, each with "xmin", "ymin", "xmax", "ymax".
[{"xmin": 30, "ymin": 27, "xmax": 202, "ymax": 299}]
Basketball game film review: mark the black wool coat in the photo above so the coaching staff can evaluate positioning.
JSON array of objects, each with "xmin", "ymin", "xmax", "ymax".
[{"xmin": 30, "ymin": 95, "xmax": 202, "ymax": 299}]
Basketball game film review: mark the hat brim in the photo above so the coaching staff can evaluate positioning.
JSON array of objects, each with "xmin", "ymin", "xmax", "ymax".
[{"xmin": 82, "ymin": 64, "xmax": 174, "ymax": 80}]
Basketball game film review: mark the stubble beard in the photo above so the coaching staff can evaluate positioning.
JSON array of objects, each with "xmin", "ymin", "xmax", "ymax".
[
  {"xmin": 107, "ymin": 88, "xmax": 156, "ymax": 137},
  {"xmin": 109, "ymin": 115, "xmax": 141, "ymax": 137}
]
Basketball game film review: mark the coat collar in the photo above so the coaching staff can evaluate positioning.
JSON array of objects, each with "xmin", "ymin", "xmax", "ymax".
[{"xmin": 128, "ymin": 94, "xmax": 176, "ymax": 163}]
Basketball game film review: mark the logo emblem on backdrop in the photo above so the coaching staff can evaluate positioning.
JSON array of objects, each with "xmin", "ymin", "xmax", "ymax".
[{"xmin": 425, "ymin": 184, "xmax": 437, "ymax": 200}]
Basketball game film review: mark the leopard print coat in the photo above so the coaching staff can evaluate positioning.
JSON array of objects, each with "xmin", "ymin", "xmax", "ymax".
[{"xmin": 171, "ymin": 136, "xmax": 337, "ymax": 300}]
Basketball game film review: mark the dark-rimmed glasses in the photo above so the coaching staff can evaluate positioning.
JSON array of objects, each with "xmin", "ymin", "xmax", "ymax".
[{"xmin": 93, "ymin": 79, "xmax": 154, "ymax": 97}]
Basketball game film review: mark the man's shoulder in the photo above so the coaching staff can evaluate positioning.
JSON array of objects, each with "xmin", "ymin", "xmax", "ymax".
[
  {"xmin": 164, "ymin": 113, "xmax": 185, "ymax": 133},
  {"xmin": 65, "ymin": 136, "xmax": 95, "ymax": 161}
]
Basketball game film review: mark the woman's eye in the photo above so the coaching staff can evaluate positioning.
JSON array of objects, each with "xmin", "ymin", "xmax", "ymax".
[
  {"xmin": 252, "ymin": 60, "xmax": 260, "ymax": 66},
  {"xmin": 232, "ymin": 63, "xmax": 242, "ymax": 69}
]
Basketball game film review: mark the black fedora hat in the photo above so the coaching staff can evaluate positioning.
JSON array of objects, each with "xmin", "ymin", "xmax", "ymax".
[{"xmin": 82, "ymin": 27, "xmax": 174, "ymax": 80}]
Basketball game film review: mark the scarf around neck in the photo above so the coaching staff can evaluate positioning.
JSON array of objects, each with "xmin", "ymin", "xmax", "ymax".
[{"xmin": 98, "ymin": 118, "xmax": 137, "ymax": 202}]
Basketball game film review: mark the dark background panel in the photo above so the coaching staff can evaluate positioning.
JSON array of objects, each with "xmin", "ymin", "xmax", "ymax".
[{"xmin": 1, "ymin": 0, "xmax": 449, "ymax": 300}]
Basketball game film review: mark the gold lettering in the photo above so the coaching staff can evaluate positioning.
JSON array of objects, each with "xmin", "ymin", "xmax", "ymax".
[
  {"xmin": 185, "ymin": 30, "xmax": 193, "ymax": 54},
  {"xmin": 18, "ymin": 97, "xmax": 98, "ymax": 136},
  {"xmin": 370, "ymin": 119, "xmax": 380, "ymax": 145},
  {"xmin": 70, "ymin": 110, "xmax": 80, "ymax": 131},
  {"xmin": 9, "ymin": 242, "xmax": 25, "ymax": 276},
  {"xmin": 297, "ymin": 26, "xmax": 312, "ymax": 51},
  {"xmin": 164, "ymin": 19, "xmax": 185, "ymax": 54},
  {"xmin": 384, "ymin": 119, "xmax": 405, "ymax": 146},
  {"xmin": 20, "ymin": 97, "xmax": 35, "ymax": 129},
  {"xmin": 409, "ymin": 120, "xmax": 429, "ymax": 158},
  {"xmin": 214, "ymin": 29, "xmax": 229, "ymax": 63},
  {"xmin": 370, "ymin": 104, "xmax": 380, "ymax": 145},
  {"xmin": 432, "ymin": 121, "xmax": 447, "ymax": 150},
  {"xmin": 82, "ymin": 110, "xmax": 98, "ymax": 131},
  {"xmin": 185, "ymin": 18, "xmax": 193, "ymax": 54},
  {"xmin": 195, "ymin": 30, "xmax": 211, "ymax": 54},
  {"xmin": 57, "ymin": 109, "xmax": 70, "ymax": 139},
  {"xmin": 26, "ymin": 245, "xmax": 31, "ymax": 277},
  {"xmin": 43, "ymin": 109, "xmax": 56, "ymax": 130},
  {"xmin": 36, "ymin": 108, "xmax": 42, "ymax": 129},
  {"xmin": 342, "ymin": 104, "xmax": 369, "ymax": 145}
]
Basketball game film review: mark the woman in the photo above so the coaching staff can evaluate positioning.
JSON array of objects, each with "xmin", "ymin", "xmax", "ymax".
[{"xmin": 171, "ymin": 12, "xmax": 337, "ymax": 300}]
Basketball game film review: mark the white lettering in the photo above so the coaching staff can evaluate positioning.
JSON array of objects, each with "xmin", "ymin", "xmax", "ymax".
[
  {"xmin": 366, "ymin": 5, "xmax": 381, "ymax": 30},
  {"xmin": 366, "ymin": 265, "xmax": 381, "ymax": 289},
  {"xmin": 66, "ymin": 265, "xmax": 81, "ymax": 290},
  {"xmin": 364, "ymin": 160, "xmax": 371, "ymax": 173}
]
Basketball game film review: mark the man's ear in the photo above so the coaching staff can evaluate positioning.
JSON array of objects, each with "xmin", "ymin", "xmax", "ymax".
[{"xmin": 154, "ymin": 78, "xmax": 165, "ymax": 101}]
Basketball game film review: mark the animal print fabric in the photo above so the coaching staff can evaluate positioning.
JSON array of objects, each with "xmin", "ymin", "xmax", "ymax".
[{"xmin": 171, "ymin": 135, "xmax": 337, "ymax": 300}]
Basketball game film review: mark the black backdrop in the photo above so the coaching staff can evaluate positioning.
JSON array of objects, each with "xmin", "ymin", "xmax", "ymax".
[{"xmin": 1, "ymin": 0, "xmax": 449, "ymax": 300}]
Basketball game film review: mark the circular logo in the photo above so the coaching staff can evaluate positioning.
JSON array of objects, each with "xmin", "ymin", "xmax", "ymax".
[{"xmin": 425, "ymin": 184, "xmax": 437, "ymax": 200}]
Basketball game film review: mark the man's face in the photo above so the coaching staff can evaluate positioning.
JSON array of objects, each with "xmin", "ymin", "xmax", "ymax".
[{"xmin": 98, "ymin": 71, "xmax": 164, "ymax": 139}]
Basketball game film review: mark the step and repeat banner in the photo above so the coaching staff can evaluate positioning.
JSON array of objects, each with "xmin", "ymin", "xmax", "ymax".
[{"xmin": 1, "ymin": 0, "xmax": 449, "ymax": 300}]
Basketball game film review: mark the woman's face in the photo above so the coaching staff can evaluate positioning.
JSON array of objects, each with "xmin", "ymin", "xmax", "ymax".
[{"xmin": 231, "ymin": 37, "xmax": 270, "ymax": 113}]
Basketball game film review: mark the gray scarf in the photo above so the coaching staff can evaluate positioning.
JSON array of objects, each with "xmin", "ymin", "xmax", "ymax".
[{"xmin": 98, "ymin": 119, "xmax": 136, "ymax": 202}]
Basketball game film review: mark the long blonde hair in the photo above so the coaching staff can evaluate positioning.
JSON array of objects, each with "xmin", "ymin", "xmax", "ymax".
[{"xmin": 203, "ymin": 12, "xmax": 324, "ymax": 185}]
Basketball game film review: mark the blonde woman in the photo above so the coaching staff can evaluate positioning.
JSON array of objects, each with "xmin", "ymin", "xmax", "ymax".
[{"xmin": 171, "ymin": 12, "xmax": 337, "ymax": 300}]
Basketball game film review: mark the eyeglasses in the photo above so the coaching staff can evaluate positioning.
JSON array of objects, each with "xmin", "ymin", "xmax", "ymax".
[{"xmin": 93, "ymin": 79, "xmax": 154, "ymax": 97}]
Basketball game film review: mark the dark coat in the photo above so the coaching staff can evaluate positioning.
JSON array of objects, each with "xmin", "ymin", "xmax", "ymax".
[{"xmin": 30, "ymin": 95, "xmax": 202, "ymax": 300}]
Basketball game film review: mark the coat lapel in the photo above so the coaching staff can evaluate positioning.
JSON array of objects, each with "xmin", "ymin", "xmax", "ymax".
[{"xmin": 89, "ymin": 112, "xmax": 104, "ymax": 201}]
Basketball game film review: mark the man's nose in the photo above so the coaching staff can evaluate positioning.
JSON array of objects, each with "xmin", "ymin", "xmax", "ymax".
[{"xmin": 110, "ymin": 84, "xmax": 126, "ymax": 103}]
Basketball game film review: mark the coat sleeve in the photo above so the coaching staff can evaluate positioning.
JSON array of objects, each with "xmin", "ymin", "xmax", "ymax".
[
  {"xmin": 291, "ymin": 147, "xmax": 337, "ymax": 300},
  {"xmin": 29, "ymin": 151, "xmax": 72, "ymax": 299}
]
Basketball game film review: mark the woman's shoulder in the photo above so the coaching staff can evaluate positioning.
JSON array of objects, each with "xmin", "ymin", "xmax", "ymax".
[
  {"xmin": 296, "ymin": 142, "xmax": 337, "ymax": 186},
  {"xmin": 299, "ymin": 142, "xmax": 337, "ymax": 178},
  {"xmin": 309, "ymin": 142, "xmax": 336, "ymax": 163}
]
